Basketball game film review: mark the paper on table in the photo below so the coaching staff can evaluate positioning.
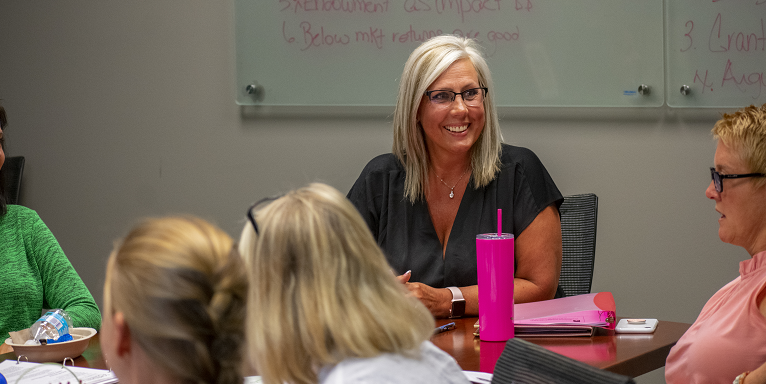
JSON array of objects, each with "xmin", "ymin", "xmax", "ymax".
[
  {"xmin": 463, "ymin": 370, "xmax": 493, "ymax": 383},
  {"xmin": 0, "ymin": 361, "xmax": 265, "ymax": 384},
  {"xmin": 0, "ymin": 359, "xmax": 117, "ymax": 384}
]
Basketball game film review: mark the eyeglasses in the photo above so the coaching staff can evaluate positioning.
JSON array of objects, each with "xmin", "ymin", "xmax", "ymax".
[
  {"xmin": 246, "ymin": 195, "xmax": 281, "ymax": 235},
  {"xmin": 424, "ymin": 87, "xmax": 488, "ymax": 107},
  {"xmin": 709, "ymin": 167, "xmax": 765, "ymax": 193}
]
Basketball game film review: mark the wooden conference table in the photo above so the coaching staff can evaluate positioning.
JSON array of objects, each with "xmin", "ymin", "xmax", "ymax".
[
  {"xmin": 1, "ymin": 317, "xmax": 690, "ymax": 378},
  {"xmin": 431, "ymin": 317, "xmax": 691, "ymax": 378}
]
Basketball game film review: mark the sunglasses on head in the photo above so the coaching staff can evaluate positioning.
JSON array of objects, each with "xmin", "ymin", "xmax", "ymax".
[{"xmin": 246, "ymin": 195, "xmax": 283, "ymax": 235}]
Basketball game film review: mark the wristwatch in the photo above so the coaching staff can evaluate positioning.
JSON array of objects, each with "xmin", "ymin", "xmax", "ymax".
[{"xmin": 447, "ymin": 286, "xmax": 466, "ymax": 319}]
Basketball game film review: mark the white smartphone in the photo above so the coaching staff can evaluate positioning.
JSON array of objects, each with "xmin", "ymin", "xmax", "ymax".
[{"xmin": 615, "ymin": 318, "xmax": 658, "ymax": 333}]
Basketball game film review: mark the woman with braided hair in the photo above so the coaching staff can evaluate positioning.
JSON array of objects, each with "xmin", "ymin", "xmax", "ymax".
[{"xmin": 101, "ymin": 216, "xmax": 248, "ymax": 384}]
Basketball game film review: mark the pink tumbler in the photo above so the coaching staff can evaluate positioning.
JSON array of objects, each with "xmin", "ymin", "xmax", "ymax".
[{"xmin": 476, "ymin": 232, "xmax": 514, "ymax": 341}]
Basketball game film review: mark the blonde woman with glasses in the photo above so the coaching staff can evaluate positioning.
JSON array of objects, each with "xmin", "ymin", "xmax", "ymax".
[
  {"xmin": 240, "ymin": 183, "xmax": 468, "ymax": 384},
  {"xmin": 101, "ymin": 216, "xmax": 248, "ymax": 384},
  {"xmin": 666, "ymin": 104, "xmax": 766, "ymax": 384},
  {"xmin": 347, "ymin": 35, "xmax": 564, "ymax": 318}
]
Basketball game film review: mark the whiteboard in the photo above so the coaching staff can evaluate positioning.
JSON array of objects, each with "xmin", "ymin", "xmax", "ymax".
[
  {"xmin": 235, "ymin": 0, "xmax": 664, "ymax": 107},
  {"xmin": 666, "ymin": 1, "xmax": 766, "ymax": 108}
]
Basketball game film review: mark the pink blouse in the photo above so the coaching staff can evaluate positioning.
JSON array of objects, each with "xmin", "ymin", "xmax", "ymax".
[{"xmin": 666, "ymin": 251, "xmax": 766, "ymax": 384}]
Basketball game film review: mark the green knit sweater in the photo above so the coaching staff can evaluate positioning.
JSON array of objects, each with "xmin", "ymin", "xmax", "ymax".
[{"xmin": 0, "ymin": 205, "xmax": 101, "ymax": 337}]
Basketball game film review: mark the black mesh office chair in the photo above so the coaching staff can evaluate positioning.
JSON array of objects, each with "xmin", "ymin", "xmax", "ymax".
[
  {"xmin": 492, "ymin": 338, "xmax": 635, "ymax": 384},
  {"xmin": 2, "ymin": 156, "xmax": 25, "ymax": 205},
  {"xmin": 558, "ymin": 193, "xmax": 598, "ymax": 297}
]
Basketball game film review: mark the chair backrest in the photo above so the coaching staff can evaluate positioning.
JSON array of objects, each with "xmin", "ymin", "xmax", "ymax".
[
  {"xmin": 2, "ymin": 156, "xmax": 25, "ymax": 205},
  {"xmin": 491, "ymin": 338, "xmax": 635, "ymax": 384},
  {"xmin": 558, "ymin": 193, "xmax": 598, "ymax": 297}
]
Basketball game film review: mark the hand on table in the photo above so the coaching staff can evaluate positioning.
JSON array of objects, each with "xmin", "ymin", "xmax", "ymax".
[
  {"xmin": 406, "ymin": 282, "xmax": 447, "ymax": 315},
  {"xmin": 395, "ymin": 271, "xmax": 469, "ymax": 318}
]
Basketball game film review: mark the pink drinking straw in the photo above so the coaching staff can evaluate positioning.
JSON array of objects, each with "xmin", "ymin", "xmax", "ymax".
[{"xmin": 497, "ymin": 209, "xmax": 502, "ymax": 236}]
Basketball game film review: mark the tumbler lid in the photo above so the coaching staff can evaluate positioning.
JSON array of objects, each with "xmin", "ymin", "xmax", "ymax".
[{"xmin": 476, "ymin": 233, "xmax": 514, "ymax": 240}]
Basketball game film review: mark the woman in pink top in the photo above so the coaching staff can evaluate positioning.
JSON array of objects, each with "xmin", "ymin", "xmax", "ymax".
[{"xmin": 665, "ymin": 103, "xmax": 766, "ymax": 384}]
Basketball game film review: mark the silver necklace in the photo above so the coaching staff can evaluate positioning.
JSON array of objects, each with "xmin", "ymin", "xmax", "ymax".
[{"xmin": 435, "ymin": 167, "xmax": 470, "ymax": 199}]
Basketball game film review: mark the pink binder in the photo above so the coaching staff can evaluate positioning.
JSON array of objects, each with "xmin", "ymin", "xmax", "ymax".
[
  {"xmin": 474, "ymin": 292, "xmax": 617, "ymax": 337},
  {"xmin": 514, "ymin": 292, "xmax": 616, "ymax": 335}
]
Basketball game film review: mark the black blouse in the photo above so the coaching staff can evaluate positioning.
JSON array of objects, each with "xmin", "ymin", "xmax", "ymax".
[{"xmin": 347, "ymin": 144, "xmax": 563, "ymax": 289}]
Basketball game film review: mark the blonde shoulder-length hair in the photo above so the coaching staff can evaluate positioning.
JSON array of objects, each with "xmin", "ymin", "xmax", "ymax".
[
  {"xmin": 239, "ymin": 183, "xmax": 435, "ymax": 384},
  {"xmin": 712, "ymin": 103, "xmax": 766, "ymax": 188},
  {"xmin": 104, "ymin": 216, "xmax": 248, "ymax": 384},
  {"xmin": 393, "ymin": 35, "xmax": 502, "ymax": 203}
]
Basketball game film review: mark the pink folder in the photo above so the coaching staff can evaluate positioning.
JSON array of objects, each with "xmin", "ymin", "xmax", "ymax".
[
  {"xmin": 515, "ymin": 292, "xmax": 616, "ymax": 328},
  {"xmin": 475, "ymin": 292, "xmax": 617, "ymax": 337}
]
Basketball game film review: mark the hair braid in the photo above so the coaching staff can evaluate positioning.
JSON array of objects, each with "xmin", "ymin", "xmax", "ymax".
[
  {"xmin": 106, "ymin": 217, "xmax": 248, "ymax": 384},
  {"xmin": 208, "ymin": 249, "xmax": 248, "ymax": 384}
]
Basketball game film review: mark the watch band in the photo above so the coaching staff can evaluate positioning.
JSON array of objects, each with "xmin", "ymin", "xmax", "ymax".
[
  {"xmin": 448, "ymin": 286, "xmax": 464, "ymax": 301},
  {"xmin": 448, "ymin": 286, "xmax": 465, "ymax": 318}
]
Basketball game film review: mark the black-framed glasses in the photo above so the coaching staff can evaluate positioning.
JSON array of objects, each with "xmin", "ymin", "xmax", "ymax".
[
  {"xmin": 424, "ymin": 87, "xmax": 488, "ymax": 107},
  {"xmin": 246, "ymin": 195, "xmax": 281, "ymax": 235},
  {"xmin": 710, "ymin": 167, "xmax": 766, "ymax": 193}
]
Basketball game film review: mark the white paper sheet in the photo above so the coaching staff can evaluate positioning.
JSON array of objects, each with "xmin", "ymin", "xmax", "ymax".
[{"xmin": 0, "ymin": 359, "xmax": 117, "ymax": 384}]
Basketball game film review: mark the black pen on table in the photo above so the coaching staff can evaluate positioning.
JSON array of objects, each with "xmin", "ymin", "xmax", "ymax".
[{"xmin": 434, "ymin": 322, "xmax": 456, "ymax": 335}]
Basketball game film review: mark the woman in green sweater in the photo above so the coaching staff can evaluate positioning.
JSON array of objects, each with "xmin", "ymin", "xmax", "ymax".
[{"xmin": 0, "ymin": 105, "xmax": 101, "ymax": 338}]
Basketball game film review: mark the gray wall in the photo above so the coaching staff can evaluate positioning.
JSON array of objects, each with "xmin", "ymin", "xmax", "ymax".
[{"xmin": 0, "ymin": 2, "xmax": 749, "ymax": 382}]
